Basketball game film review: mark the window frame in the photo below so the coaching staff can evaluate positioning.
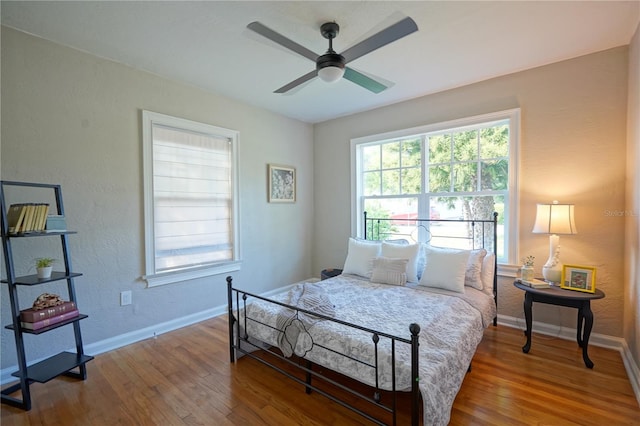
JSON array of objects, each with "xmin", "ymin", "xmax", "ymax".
[
  {"xmin": 141, "ymin": 110, "xmax": 241, "ymax": 287},
  {"xmin": 350, "ymin": 109, "xmax": 520, "ymax": 265}
]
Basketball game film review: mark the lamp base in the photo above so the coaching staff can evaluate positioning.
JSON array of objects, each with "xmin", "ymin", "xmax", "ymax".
[
  {"xmin": 542, "ymin": 233, "xmax": 563, "ymax": 284},
  {"xmin": 542, "ymin": 264, "xmax": 562, "ymax": 285}
]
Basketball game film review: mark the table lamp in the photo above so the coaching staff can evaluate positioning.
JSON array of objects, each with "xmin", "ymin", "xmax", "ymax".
[{"xmin": 532, "ymin": 201, "xmax": 577, "ymax": 283}]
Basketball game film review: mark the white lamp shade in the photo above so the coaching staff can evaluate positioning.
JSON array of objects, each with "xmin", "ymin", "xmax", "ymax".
[
  {"xmin": 532, "ymin": 203, "xmax": 577, "ymax": 235},
  {"xmin": 317, "ymin": 66, "xmax": 345, "ymax": 83}
]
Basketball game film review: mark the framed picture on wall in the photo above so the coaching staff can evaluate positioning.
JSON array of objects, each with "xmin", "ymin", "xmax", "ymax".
[
  {"xmin": 268, "ymin": 164, "xmax": 296, "ymax": 203},
  {"xmin": 561, "ymin": 265, "xmax": 596, "ymax": 293}
]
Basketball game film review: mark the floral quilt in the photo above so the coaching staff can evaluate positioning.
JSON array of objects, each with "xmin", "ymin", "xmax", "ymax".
[{"xmin": 237, "ymin": 274, "xmax": 496, "ymax": 426}]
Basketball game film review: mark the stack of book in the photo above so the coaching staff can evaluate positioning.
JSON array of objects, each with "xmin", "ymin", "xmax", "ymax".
[
  {"xmin": 517, "ymin": 278, "xmax": 550, "ymax": 289},
  {"xmin": 20, "ymin": 301, "xmax": 79, "ymax": 330},
  {"xmin": 5, "ymin": 203, "xmax": 50, "ymax": 234}
]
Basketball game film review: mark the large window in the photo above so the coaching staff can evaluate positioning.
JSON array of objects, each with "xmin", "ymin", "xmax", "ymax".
[
  {"xmin": 351, "ymin": 109, "xmax": 519, "ymax": 264},
  {"xmin": 142, "ymin": 111, "xmax": 240, "ymax": 287}
]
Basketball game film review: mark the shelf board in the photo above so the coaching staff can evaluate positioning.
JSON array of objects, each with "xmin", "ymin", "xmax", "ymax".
[
  {"xmin": 5, "ymin": 314, "xmax": 88, "ymax": 334},
  {"xmin": 11, "ymin": 352, "xmax": 94, "ymax": 383},
  {"xmin": 1, "ymin": 271, "xmax": 82, "ymax": 286},
  {"xmin": 6, "ymin": 230, "xmax": 77, "ymax": 238}
]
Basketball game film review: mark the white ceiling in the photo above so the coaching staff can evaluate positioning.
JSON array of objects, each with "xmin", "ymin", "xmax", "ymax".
[{"xmin": 2, "ymin": 1, "xmax": 639, "ymax": 123}]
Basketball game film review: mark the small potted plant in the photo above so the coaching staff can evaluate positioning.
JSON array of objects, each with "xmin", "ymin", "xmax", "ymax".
[
  {"xmin": 521, "ymin": 255, "xmax": 535, "ymax": 281},
  {"xmin": 35, "ymin": 257, "xmax": 56, "ymax": 279}
]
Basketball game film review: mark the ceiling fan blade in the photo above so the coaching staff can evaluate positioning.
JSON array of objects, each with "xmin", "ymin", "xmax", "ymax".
[
  {"xmin": 343, "ymin": 68, "xmax": 388, "ymax": 94},
  {"xmin": 274, "ymin": 70, "xmax": 318, "ymax": 94},
  {"xmin": 341, "ymin": 17, "xmax": 418, "ymax": 63},
  {"xmin": 247, "ymin": 21, "xmax": 318, "ymax": 62}
]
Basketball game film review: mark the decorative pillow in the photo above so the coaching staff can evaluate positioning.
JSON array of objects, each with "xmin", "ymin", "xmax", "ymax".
[
  {"xmin": 418, "ymin": 246, "xmax": 470, "ymax": 293},
  {"xmin": 370, "ymin": 257, "xmax": 408, "ymax": 286},
  {"xmin": 342, "ymin": 238, "xmax": 381, "ymax": 278},
  {"xmin": 417, "ymin": 245, "xmax": 486, "ymax": 290},
  {"xmin": 481, "ymin": 252, "xmax": 496, "ymax": 295},
  {"xmin": 465, "ymin": 248, "xmax": 488, "ymax": 290},
  {"xmin": 381, "ymin": 242, "xmax": 420, "ymax": 282}
]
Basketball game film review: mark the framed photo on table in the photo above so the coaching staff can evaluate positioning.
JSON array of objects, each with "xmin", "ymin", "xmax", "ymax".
[
  {"xmin": 561, "ymin": 265, "xmax": 596, "ymax": 293},
  {"xmin": 268, "ymin": 164, "xmax": 296, "ymax": 203}
]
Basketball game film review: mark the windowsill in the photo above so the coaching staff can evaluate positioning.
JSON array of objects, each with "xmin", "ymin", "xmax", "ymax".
[
  {"xmin": 143, "ymin": 261, "xmax": 242, "ymax": 287},
  {"xmin": 498, "ymin": 263, "xmax": 520, "ymax": 278}
]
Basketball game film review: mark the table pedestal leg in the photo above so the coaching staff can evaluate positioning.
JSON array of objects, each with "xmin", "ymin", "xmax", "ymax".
[
  {"xmin": 578, "ymin": 302, "xmax": 594, "ymax": 369},
  {"xmin": 577, "ymin": 307, "xmax": 584, "ymax": 347},
  {"xmin": 522, "ymin": 293, "xmax": 532, "ymax": 353}
]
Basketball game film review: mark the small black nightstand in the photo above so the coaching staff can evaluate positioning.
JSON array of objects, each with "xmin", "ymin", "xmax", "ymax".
[
  {"xmin": 514, "ymin": 280, "xmax": 605, "ymax": 368},
  {"xmin": 321, "ymin": 268, "xmax": 343, "ymax": 280}
]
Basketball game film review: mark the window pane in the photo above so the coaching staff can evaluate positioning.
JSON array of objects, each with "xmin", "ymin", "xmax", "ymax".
[
  {"xmin": 453, "ymin": 130, "xmax": 478, "ymax": 162},
  {"xmin": 401, "ymin": 167, "xmax": 421, "ymax": 194},
  {"xmin": 480, "ymin": 124, "xmax": 509, "ymax": 158},
  {"xmin": 363, "ymin": 145, "xmax": 380, "ymax": 171},
  {"xmin": 481, "ymin": 159, "xmax": 508, "ymax": 190},
  {"xmin": 428, "ymin": 195, "xmax": 498, "ymax": 251},
  {"xmin": 363, "ymin": 197, "xmax": 418, "ymax": 241},
  {"xmin": 428, "ymin": 134, "xmax": 450, "ymax": 164},
  {"xmin": 401, "ymin": 138, "xmax": 421, "ymax": 167},
  {"xmin": 453, "ymin": 162, "xmax": 477, "ymax": 192},
  {"xmin": 363, "ymin": 171, "xmax": 381, "ymax": 196},
  {"xmin": 382, "ymin": 170, "xmax": 400, "ymax": 195},
  {"xmin": 381, "ymin": 142, "xmax": 400, "ymax": 169},
  {"xmin": 429, "ymin": 165, "xmax": 451, "ymax": 192}
]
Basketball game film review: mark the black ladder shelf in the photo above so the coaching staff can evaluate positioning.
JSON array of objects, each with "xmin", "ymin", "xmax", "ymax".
[{"xmin": 0, "ymin": 181, "xmax": 93, "ymax": 410}]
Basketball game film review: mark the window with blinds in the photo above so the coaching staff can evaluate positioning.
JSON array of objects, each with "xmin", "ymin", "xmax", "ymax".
[{"xmin": 142, "ymin": 111, "xmax": 240, "ymax": 287}]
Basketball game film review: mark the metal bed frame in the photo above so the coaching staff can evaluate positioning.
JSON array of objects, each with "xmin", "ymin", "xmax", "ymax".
[{"xmin": 227, "ymin": 213, "xmax": 498, "ymax": 425}]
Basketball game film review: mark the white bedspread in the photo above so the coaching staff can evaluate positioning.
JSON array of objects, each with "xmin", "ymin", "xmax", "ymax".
[{"xmin": 237, "ymin": 274, "xmax": 496, "ymax": 426}]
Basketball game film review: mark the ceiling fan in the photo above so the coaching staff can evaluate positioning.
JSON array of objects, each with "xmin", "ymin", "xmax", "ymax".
[{"xmin": 247, "ymin": 17, "xmax": 418, "ymax": 94}]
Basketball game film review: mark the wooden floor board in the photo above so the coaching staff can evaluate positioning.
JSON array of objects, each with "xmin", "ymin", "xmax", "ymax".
[{"xmin": 2, "ymin": 316, "xmax": 639, "ymax": 425}]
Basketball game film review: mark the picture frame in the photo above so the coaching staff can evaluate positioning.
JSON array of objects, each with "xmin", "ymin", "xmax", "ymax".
[
  {"xmin": 268, "ymin": 164, "xmax": 296, "ymax": 203},
  {"xmin": 561, "ymin": 264, "xmax": 596, "ymax": 293}
]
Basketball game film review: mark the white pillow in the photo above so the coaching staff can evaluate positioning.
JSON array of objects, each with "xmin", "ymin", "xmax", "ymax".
[
  {"xmin": 418, "ymin": 246, "xmax": 470, "ymax": 293},
  {"xmin": 342, "ymin": 238, "xmax": 381, "ymax": 278},
  {"xmin": 370, "ymin": 257, "xmax": 408, "ymax": 286},
  {"xmin": 465, "ymin": 248, "xmax": 488, "ymax": 290},
  {"xmin": 417, "ymin": 245, "xmax": 486, "ymax": 289},
  {"xmin": 381, "ymin": 242, "xmax": 420, "ymax": 282},
  {"xmin": 481, "ymin": 252, "xmax": 496, "ymax": 295}
]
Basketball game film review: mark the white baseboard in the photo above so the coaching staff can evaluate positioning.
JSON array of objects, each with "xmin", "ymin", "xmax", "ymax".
[
  {"xmin": 0, "ymin": 279, "xmax": 314, "ymax": 385},
  {"xmin": 497, "ymin": 314, "xmax": 640, "ymax": 406}
]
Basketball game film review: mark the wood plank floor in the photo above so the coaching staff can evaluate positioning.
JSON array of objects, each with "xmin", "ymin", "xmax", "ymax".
[{"xmin": 2, "ymin": 315, "xmax": 639, "ymax": 425}]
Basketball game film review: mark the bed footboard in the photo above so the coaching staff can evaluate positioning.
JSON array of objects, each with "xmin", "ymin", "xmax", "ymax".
[{"xmin": 226, "ymin": 276, "xmax": 421, "ymax": 426}]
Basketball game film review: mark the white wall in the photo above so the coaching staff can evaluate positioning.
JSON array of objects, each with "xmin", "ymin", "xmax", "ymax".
[
  {"xmin": 0, "ymin": 26, "xmax": 314, "ymax": 369},
  {"xmin": 624, "ymin": 22, "xmax": 640, "ymax": 376},
  {"xmin": 313, "ymin": 47, "xmax": 629, "ymax": 339}
]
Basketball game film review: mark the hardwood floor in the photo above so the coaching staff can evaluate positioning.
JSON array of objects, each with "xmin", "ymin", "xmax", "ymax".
[{"xmin": 2, "ymin": 316, "xmax": 639, "ymax": 425}]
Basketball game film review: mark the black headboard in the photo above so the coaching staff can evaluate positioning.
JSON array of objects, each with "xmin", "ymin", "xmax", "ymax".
[{"xmin": 363, "ymin": 211, "xmax": 499, "ymax": 326}]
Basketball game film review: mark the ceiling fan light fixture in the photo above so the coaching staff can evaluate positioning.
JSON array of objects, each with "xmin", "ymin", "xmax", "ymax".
[
  {"xmin": 318, "ymin": 65, "xmax": 345, "ymax": 83},
  {"xmin": 316, "ymin": 52, "xmax": 345, "ymax": 83}
]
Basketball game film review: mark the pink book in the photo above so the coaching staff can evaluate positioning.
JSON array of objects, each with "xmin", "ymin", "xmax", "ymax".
[{"xmin": 21, "ymin": 309, "xmax": 79, "ymax": 330}]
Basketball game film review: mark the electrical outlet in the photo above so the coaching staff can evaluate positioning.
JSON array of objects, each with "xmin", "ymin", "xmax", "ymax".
[{"xmin": 120, "ymin": 290, "xmax": 132, "ymax": 306}]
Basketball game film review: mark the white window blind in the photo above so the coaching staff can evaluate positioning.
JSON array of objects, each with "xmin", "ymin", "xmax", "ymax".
[
  {"xmin": 142, "ymin": 111, "xmax": 240, "ymax": 286},
  {"xmin": 152, "ymin": 125, "xmax": 232, "ymax": 272}
]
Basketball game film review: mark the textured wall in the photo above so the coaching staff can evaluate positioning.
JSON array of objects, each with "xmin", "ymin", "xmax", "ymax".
[
  {"xmin": 313, "ymin": 47, "xmax": 629, "ymax": 338},
  {"xmin": 0, "ymin": 27, "xmax": 314, "ymax": 369},
  {"xmin": 624, "ymin": 23, "xmax": 640, "ymax": 373}
]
